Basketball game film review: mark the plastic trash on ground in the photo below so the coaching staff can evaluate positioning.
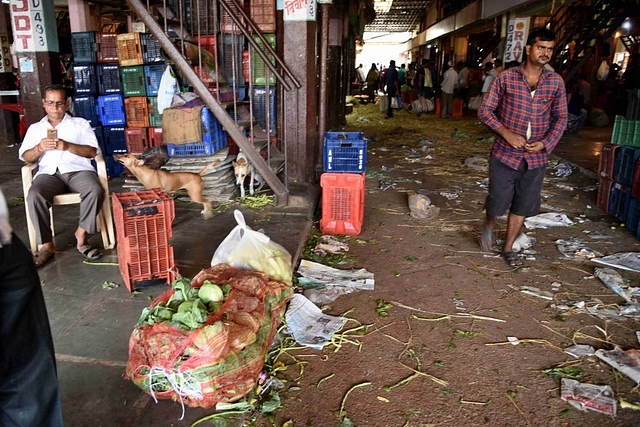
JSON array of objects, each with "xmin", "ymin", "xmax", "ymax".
[
  {"xmin": 591, "ymin": 252, "xmax": 640, "ymax": 274},
  {"xmin": 284, "ymin": 294, "xmax": 347, "ymax": 350},
  {"xmin": 408, "ymin": 192, "xmax": 440, "ymax": 220},
  {"xmin": 596, "ymin": 347, "xmax": 640, "ymax": 384},
  {"xmin": 524, "ymin": 212, "xmax": 574, "ymax": 229},
  {"xmin": 594, "ymin": 267, "xmax": 640, "ymax": 304},
  {"xmin": 564, "ymin": 344, "xmax": 596, "ymax": 358},
  {"xmin": 511, "ymin": 232, "xmax": 536, "ymax": 252},
  {"xmin": 560, "ymin": 378, "xmax": 617, "ymax": 416},
  {"xmin": 297, "ymin": 259, "xmax": 375, "ymax": 305}
]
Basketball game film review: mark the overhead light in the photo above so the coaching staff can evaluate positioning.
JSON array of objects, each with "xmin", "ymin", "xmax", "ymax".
[
  {"xmin": 374, "ymin": 0, "xmax": 392, "ymax": 13},
  {"xmin": 622, "ymin": 20, "xmax": 632, "ymax": 30}
]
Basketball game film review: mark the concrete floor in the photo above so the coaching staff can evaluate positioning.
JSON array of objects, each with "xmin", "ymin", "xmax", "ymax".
[{"xmin": 0, "ymin": 119, "xmax": 614, "ymax": 426}]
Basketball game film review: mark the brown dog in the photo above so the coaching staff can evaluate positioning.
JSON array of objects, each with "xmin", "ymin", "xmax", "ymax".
[{"xmin": 114, "ymin": 153, "xmax": 218, "ymax": 219}]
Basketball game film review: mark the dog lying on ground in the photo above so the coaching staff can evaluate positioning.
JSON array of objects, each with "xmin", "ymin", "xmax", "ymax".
[
  {"xmin": 232, "ymin": 151, "xmax": 264, "ymax": 199},
  {"xmin": 114, "ymin": 153, "xmax": 218, "ymax": 219}
]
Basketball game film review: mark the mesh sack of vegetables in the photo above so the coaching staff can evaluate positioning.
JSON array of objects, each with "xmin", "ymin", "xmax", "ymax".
[{"xmin": 125, "ymin": 263, "xmax": 293, "ymax": 410}]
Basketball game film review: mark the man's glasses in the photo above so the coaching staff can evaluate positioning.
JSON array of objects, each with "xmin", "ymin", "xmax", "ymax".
[{"xmin": 44, "ymin": 100, "xmax": 65, "ymax": 107}]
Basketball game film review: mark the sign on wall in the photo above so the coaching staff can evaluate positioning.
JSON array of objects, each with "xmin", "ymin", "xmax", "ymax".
[
  {"xmin": 505, "ymin": 18, "xmax": 529, "ymax": 63},
  {"xmin": 10, "ymin": 0, "xmax": 59, "ymax": 53},
  {"xmin": 282, "ymin": 0, "xmax": 317, "ymax": 21}
]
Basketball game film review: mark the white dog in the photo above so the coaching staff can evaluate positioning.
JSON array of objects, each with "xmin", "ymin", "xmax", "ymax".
[{"xmin": 232, "ymin": 151, "xmax": 264, "ymax": 199}]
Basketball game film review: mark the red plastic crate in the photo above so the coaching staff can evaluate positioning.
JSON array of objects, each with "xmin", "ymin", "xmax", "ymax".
[
  {"xmin": 125, "ymin": 127, "xmax": 150, "ymax": 155},
  {"xmin": 320, "ymin": 173, "xmax": 365, "ymax": 235},
  {"xmin": 599, "ymin": 144, "xmax": 620, "ymax": 180},
  {"xmin": 112, "ymin": 189, "xmax": 177, "ymax": 291},
  {"xmin": 148, "ymin": 127, "xmax": 163, "ymax": 147},
  {"xmin": 632, "ymin": 158, "xmax": 640, "ymax": 199},
  {"xmin": 221, "ymin": 0, "xmax": 244, "ymax": 33},
  {"xmin": 124, "ymin": 97, "xmax": 150, "ymax": 128},
  {"xmin": 597, "ymin": 177, "xmax": 614, "ymax": 212},
  {"xmin": 195, "ymin": 35, "xmax": 217, "ymax": 65},
  {"xmin": 96, "ymin": 32, "xmax": 119, "ymax": 63}
]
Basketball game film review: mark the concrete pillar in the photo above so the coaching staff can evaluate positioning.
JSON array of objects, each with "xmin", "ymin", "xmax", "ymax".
[
  {"xmin": 10, "ymin": 0, "xmax": 62, "ymax": 127},
  {"xmin": 68, "ymin": 0, "xmax": 97, "ymax": 33},
  {"xmin": 0, "ymin": 4, "xmax": 18, "ymax": 146},
  {"xmin": 283, "ymin": 21, "xmax": 318, "ymax": 183}
]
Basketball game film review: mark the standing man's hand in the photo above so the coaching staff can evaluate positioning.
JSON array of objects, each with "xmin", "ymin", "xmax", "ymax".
[
  {"xmin": 499, "ymin": 128, "xmax": 527, "ymax": 149},
  {"xmin": 524, "ymin": 141, "xmax": 544, "ymax": 153}
]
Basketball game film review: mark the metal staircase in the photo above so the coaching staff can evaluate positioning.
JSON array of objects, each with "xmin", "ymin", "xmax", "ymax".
[
  {"xmin": 126, "ymin": 0, "xmax": 301, "ymax": 206},
  {"xmin": 546, "ymin": 0, "xmax": 631, "ymax": 82}
]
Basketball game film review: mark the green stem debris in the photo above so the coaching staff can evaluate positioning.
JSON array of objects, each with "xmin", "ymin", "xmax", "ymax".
[
  {"xmin": 411, "ymin": 314, "xmax": 451, "ymax": 322},
  {"xmin": 190, "ymin": 410, "xmax": 249, "ymax": 427},
  {"xmin": 339, "ymin": 382, "xmax": 371, "ymax": 418},
  {"xmin": 317, "ymin": 373, "xmax": 335, "ymax": 388}
]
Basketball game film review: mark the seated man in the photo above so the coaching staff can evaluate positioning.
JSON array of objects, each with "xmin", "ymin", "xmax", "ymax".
[{"xmin": 18, "ymin": 84, "xmax": 104, "ymax": 267}]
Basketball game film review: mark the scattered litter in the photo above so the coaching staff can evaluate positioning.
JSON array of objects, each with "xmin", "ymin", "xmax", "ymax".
[
  {"xmin": 507, "ymin": 336, "xmax": 519, "ymax": 345},
  {"xmin": 464, "ymin": 156, "xmax": 489, "ymax": 171},
  {"xmin": 511, "ymin": 233, "xmax": 536, "ymax": 252},
  {"xmin": 439, "ymin": 192, "xmax": 459, "ymax": 200},
  {"xmin": 580, "ymin": 185, "xmax": 599, "ymax": 192},
  {"xmin": 451, "ymin": 130, "xmax": 470, "ymax": 138},
  {"xmin": 297, "ymin": 259, "xmax": 375, "ymax": 305},
  {"xmin": 555, "ymin": 238, "xmax": 602, "ymax": 260},
  {"xmin": 378, "ymin": 179, "xmax": 396, "ymax": 191},
  {"xmin": 594, "ymin": 267, "xmax": 640, "ymax": 304},
  {"xmin": 637, "ymin": 331, "xmax": 640, "ymax": 345},
  {"xmin": 356, "ymin": 116, "xmax": 370, "ymax": 123},
  {"xmin": 284, "ymin": 294, "xmax": 348, "ymax": 350},
  {"xmin": 551, "ymin": 282, "xmax": 562, "ymax": 291},
  {"xmin": 408, "ymin": 192, "xmax": 440, "ymax": 220},
  {"xmin": 555, "ymin": 183, "xmax": 575, "ymax": 191},
  {"xmin": 453, "ymin": 297, "xmax": 467, "ymax": 312},
  {"xmin": 592, "ymin": 252, "xmax": 640, "ymax": 273},
  {"xmin": 510, "ymin": 285, "xmax": 554, "ymax": 300},
  {"xmin": 620, "ymin": 399, "xmax": 640, "ymax": 411},
  {"xmin": 476, "ymin": 178, "xmax": 489, "ymax": 190},
  {"xmin": 586, "ymin": 304, "xmax": 640, "ymax": 320},
  {"xmin": 582, "ymin": 230, "xmax": 614, "ymax": 239},
  {"xmin": 102, "ymin": 281, "xmax": 119, "ymax": 290},
  {"xmin": 564, "ymin": 344, "xmax": 596, "ymax": 358},
  {"xmin": 560, "ymin": 378, "xmax": 616, "ymax": 416},
  {"xmin": 554, "ymin": 163, "xmax": 574, "ymax": 177},
  {"xmin": 417, "ymin": 137, "xmax": 435, "ymax": 145},
  {"xmin": 595, "ymin": 347, "xmax": 640, "ymax": 384},
  {"xmin": 476, "ymin": 136, "xmax": 494, "ymax": 143},
  {"xmin": 524, "ymin": 212, "xmax": 574, "ymax": 229}
]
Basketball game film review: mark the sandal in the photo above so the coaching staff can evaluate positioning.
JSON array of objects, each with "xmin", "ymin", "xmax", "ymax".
[
  {"xmin": 479, "ymin": 227, "xmax": 495, "ymax": 252},
  {"xmin": 33, "ymin": 249, "xmax": 55, "ymax": 268},
  {"xmin": 502, "ymin": 251, "xmax": 524, "ymax": 268},
  {"xmin": 78, "ymin": 245, "xmax": 102, "ymax": 261}
]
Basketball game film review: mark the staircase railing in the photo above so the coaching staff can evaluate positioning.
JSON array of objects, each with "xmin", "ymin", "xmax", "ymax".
[{"xmin": 126, "ymin": 0, "xmax": 299, "ymax": 206}]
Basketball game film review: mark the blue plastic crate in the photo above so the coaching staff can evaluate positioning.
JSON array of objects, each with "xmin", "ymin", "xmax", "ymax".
[
  {"xmin": 92, "ymin": 125, "xmax": 105, "ymax": 153},
  {"xmin": 609, "ymin": 182, "xmax": 631, "ymax": 222},
  {"xmin": 105, "ymin": 156, "xmax": 126, "ymax": 178},
  {"xmin": 220, "ymin": 34, "xmax": 245, "ymax": 88},
  {"xmin": 97, "ymin": 94, "xmax": 126, "ymax": 125},
  {"xmin": 72, "ymin": 64, "xmax": 97, "ymax": 95},
  {"xmin": 71, "ymin": 31, "xmax": 96, "ymax": 63},
  {"xmin": 97, "ymin": 63, "xmax": 121, "ymax": 94},
  {"xmin": 323, "ymin": 132, "xmax": 367, "ymax": 173},
  {"xmin": 251, "ymin": 86, "xmax": 276, "ymax": 135},
  {"xmin": 166, "ymin": 129, "xmax": 227, "ymax": 157},
  {"xmin": 143, "ymin": 64, "xmax": 165, "ymax": 97},
  {"xmin": 103, "ymin": 126, "xmax": 127, "ymax": 154},
  {"xmin": 201, "ymin": 107, "xmax": 222, "ymax": 144},
  {"xmin": 615, "ymin": 146, "xmax": 640, "ymax": 187},
  {"xmin": 627, "ymin": 197, "xmax": 640, "ymax": 234},
  {"xmin": 73, "ymin": 96, "xmax": 98, "ymax": 125}
]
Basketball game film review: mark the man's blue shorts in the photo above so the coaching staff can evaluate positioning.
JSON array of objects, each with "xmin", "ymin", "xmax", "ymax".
[{"xmin": 485, "ymin": 155, "xmax": 546, "ymax": 218}]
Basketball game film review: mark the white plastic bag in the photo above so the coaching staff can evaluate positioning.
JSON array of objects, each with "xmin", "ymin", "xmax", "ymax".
[
  {"xmin": 211, "ymin": 210, "xmax": 293, "ymax": 284},
  {"xmin": 597, "ymin": 60, "xmax": 609, "ymax": 81},
  {"xmin": 157, "ymin": 65, "xmax": 179, "ymax": 114},
  {"xmin": 468, "ymin": 95, "xmax": 482, "ymax": 110}
]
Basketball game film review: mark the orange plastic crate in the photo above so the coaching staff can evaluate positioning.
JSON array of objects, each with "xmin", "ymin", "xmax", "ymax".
[
  {"xmin": 148, "ymin": 127, "xmax": 163, "ymax": 147},
  {"xmin": 116, "ymin": 33, "xmax": 143, "ymax": 66},
  {"xmin": 124, "ymin": 97, "xmax": 150, "ymax": 128},
  {"xmin": 96, "ymin": 32, "xmax": 119, "ymax": 63},
  {"xmin": 250, "ymin": 0, "xmax": 276, "ymax": 33},
  {"xmin": 112, "ymin": 189, "xmax": 177, "ymax": 291},
  {"xmin": 320, "ymin": 173, "xmax": 365, "ymax": 235},
  {"xmin": 125, "ymin": 127, "xmax": 150, "ymax": 155}
]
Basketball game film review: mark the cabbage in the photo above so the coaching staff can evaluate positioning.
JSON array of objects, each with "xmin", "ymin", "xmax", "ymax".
[{"xmin": 198, "ymin": 281, "xmax": 224, "ymax": 304}]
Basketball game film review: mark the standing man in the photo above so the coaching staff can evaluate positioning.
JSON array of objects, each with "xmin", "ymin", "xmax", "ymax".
[
  {"xmin": 355, "ymin": 64, "xmax": 366, "ymax": 90},
  {"xmin": 440, "ymin": 62, "xmax": 458, "ymax": 118},
  {"xmin": 477, "ymin": 28, "xmax": 567, "ymax": 267},
  {"xmin": 18, "ymin": 84, "xmax": 104, "ymax": 267},
  {"xmin": 0, "ymin": 188, "xmax": 64, "ymax": 427},
  {"xmin": 384, "ymin": 60, "xmax": 400, "ymax": 119}
]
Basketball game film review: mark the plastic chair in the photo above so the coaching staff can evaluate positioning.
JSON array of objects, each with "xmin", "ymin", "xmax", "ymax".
[{"xmin": 21, "ymin": 152, "xmax": 116, "ymax": 255}]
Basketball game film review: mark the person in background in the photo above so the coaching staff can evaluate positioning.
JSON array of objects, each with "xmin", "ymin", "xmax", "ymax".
[
  {"xmin": 18, "ymin": 84, "xmax": 104, "ymax": 267},
  {"xmin": 505, "ymin": 60, "xmax": 520, "ymax": 70},
  {"xmin": 564, "ymin": 79, "xmax": 587, "ymax": 134},
  {"xmin": 383, "ymin": 60, "xmax": 399, "ymax": 119},
  {"xmin": 481, "ymin": 62, "xmax": 498, "ymax": 96},
  {"xmin": 397, "ymin": 63, "xmax": 406, "ymax": 87},
  {"xmin": 458, "ymin": 61, "xmax": 471, "ymax": 109},
  {"xmin": 365, "ymin": 63, "xmax": 379, "ymax": 103},
  {"xmin": 355, "ymin": 64, "xmax": 366, "ymax": 90},
  {"xmin": 440, "ymin": 62, "xmax": 459, "ymax": 118},
  {"xmin": 406, "ymin": 62, "xmax": 417, "ymax": 89},
  {"xmin": 477, "ymin": 28, "xmax": 567, "ymax": 268},
  {"xmin": 493, "ymin": 59, "xmax": 503, "ymax": 74},
  {"xmin": 0, "ymin": 187, "xmax": 64, "ymax": 427}
]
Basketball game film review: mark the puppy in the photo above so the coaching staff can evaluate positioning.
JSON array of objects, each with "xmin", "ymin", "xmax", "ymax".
[
  {"xmin": 232, "ymin": 151, "xmax": 264, "ymax": 199},
  {"xmin": 114, "ymin": 153, "xmax": 218, "ymax": 219}
]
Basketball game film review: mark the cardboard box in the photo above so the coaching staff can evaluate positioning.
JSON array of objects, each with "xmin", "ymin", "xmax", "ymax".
[{"xmin": 161, "ymin": 105, "xmax": 204, "ymax": 145}]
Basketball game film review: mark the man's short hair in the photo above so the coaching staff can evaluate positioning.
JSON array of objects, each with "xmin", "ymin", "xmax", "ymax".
[
  {"xmin": 527, "ymin": 28, "xmax": 556, "ymax": 46},
  {"xmin": 42, "ymin": 84, "xmax": 66, "ymax": 100}
]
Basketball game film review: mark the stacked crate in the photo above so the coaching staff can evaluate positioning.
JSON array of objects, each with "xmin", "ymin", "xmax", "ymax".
[
  {"xmin": 164, "ymin": 106, "xmax": 228, "ymax": 157},
  {"xmin": 320, "ymin": 132, "xmax": 367, "ymax": 236},
  {"xmin": 112, "ymin": 189, "xmax": 178, "ymax": 291},
  {"xmin": 118, "ymin": 32, "xmax": 166, "ymax": 159},
  {"xmin": 599, "ymin": 114, "xmax": 640, "ymax": 240}
]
